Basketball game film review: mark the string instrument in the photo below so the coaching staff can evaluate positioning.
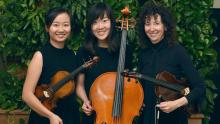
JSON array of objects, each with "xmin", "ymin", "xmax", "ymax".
[
  {"xmin": 121, "ymin": 71, "xmax": 190, "ymax": 101},
  {"xmin": 89, "ymin": 7, "xmax": 144, "ymax": 124},
  {"xmin": 35, "ymin": 56, "xmax": 99, "ymax": 111}
]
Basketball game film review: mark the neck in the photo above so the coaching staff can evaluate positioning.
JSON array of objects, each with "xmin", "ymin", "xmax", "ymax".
[
  {"xmin": 50, "ymin": 40, "xmax": 65, "ymax": 49},
  {"xmin": 98, "ymin": 41, "xmax": 109, "ymax": 48}
]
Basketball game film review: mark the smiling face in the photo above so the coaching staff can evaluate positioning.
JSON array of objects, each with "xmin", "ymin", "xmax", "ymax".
[
  {"xmin": 46, "ymin": 12, "xmax": 71, "ymax": 47},
  {"xmin": 91, "ymin": 13, "xmax": 111, "ymax": 47},
  {"xmin": 144, "ymin": 14, "xmax": 165, "ymax": 44}
]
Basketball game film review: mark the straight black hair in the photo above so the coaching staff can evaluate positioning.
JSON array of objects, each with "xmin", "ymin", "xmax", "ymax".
[
  {"xmin": 84, "ymin": 2, "xmax": 119, "ymax": 55},
  {"xmin": 45, "ymin": 7, "xmax": 71, "ymax": 28}
]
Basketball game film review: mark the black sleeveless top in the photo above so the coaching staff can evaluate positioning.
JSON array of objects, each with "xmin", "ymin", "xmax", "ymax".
[{"xmin": 28, "ymin": 42, "xmax": 80, "ymax": 124}]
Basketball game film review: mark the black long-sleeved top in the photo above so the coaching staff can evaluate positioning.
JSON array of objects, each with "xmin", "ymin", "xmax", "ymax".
[{"xmin": 138, "ymin": 39, "xmax": 206, "ymax": 124}]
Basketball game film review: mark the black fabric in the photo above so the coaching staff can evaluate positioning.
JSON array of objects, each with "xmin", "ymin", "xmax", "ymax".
[
  {"xmin": 28, "ymin": 42, "xmax": 80, "ymax": 124},
  {"xmin": 76, "ymin": 45, "xmax": 133, "ymax": 124},
  {"xmin": 138, "ymin": 39, "xmax": 205, "ymax": 124}
]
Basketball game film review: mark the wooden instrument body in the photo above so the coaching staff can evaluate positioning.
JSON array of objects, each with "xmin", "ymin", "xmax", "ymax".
[
  {"xmin": 155, "ymin": 71, "xmax": 188, "ymax": 101},
  {"xmin": 34, "ymin": 71, "xmax": 74, "ymax": 110},
  {"xmin": 90, "ymin": 72, "xmax": 144, "ymax": 124}
]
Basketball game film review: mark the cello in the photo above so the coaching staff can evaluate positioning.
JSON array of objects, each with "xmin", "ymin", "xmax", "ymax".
[{"xmin": 89, "ymin": 7, "xmax": 144, "ymax": 124}]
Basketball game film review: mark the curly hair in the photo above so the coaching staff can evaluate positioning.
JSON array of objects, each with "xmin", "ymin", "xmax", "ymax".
[{"xmin": 138, "ymin": 3, "xmax": 177, "ymax": 48}]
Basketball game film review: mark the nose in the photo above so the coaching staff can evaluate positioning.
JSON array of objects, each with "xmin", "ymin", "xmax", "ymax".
[
  {"xmin": 58, "ymin": 26, "xmax": 65, "ymax": 32},
  {"xmin": 97, "ymin": 21, "xmax": 104, "ymax": 29},
  {"xmin": 97, "ymin": 23, "xmax": 102, "ymax": 29},
  {"xmin": 148, "ymin": 24, "xmax": 155, "ymax": 32}
]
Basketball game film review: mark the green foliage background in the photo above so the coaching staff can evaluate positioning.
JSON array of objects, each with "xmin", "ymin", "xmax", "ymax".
[{"xmin": 0, "ymin": 0, "xmax": 218, "ymax": 123}]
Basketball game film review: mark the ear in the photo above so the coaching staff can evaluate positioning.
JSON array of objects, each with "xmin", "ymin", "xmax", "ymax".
[{"xmin": 164, "ymin": 26, "xmax": 167, "ymax": 31}]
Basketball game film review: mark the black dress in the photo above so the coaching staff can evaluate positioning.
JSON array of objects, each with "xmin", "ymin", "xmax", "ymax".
[
  {"xmin": 138, "ymin": 39, "xmax": 206, "ymax": 124},
  {"xmin": 76, "ymin": 46, "xmax": 133, "ymax": 124},
  {"xmin": 28, "ymin": 42, "xmax": 80, "ymax": 124}
]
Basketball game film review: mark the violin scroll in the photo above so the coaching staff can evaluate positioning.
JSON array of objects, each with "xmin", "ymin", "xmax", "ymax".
[{"xmin": 82, "ymin": 56, "xmax": 99, "ymax": 68}]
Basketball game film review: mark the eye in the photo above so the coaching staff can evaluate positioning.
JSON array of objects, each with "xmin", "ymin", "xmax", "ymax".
[
  {"xmin": 93, "ymin": 20, "xmax": 98, "ymax": 25},
  {"xmin": 155, "ymin": 21, "xmax": 161, "ymax": 25},
  {"xmin": 52, "ymin": 23, "xmax": 59, "ymax": 27},
  {"xmin": 103, "ymin": 19, "xmax": 109, "ymax": 22},
  {"xmin": 64, "ymin": 23, "xmax": 70, "ymax": 27},
  {"xmin": 145, "ymin": 22, "xmax": 150, "ymax": 26}
]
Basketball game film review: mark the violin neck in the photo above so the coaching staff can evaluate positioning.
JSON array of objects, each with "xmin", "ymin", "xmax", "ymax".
[
  {"xmin": 50, "ymin": 65, "xmax": 84, "ymax": 93},
  {"xmin": 138, "ymin": 74, "xmax": 188, "ymax": 95}
]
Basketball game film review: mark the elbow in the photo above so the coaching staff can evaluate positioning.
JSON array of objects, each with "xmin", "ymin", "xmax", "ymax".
[
  {"xmin": 22, "ymin": 88, "xmax": 32, "ymax": 104},
  {"xmin": 22, "ymin": 90, "xmax": 27, "ymax": 103}
]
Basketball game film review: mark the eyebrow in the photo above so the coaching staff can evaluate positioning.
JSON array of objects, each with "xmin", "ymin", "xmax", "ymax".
[{"xmin": 52, "ymin": 21, "xmax": 70, "ymax": 23}]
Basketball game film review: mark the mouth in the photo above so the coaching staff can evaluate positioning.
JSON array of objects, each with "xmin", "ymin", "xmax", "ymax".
[
  {"xmin": 149, "ymin": 33, "xmax": 158, "ymax": 38},
  {"xmin": 97, "ymin": 31, "xmax": 106, "ymax": 36},
  {"xmin": 56, "ymin": 33, "xmax": 66, "ymax": 38}
]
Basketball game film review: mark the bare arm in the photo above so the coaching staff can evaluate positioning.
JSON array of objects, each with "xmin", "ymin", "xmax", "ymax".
[{"xmin": 76, "ymin": 73, "xmax": 93, "ymax": 115}]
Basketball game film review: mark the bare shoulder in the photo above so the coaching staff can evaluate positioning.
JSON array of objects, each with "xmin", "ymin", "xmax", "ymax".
[
  {"xmin": 33, "ymin": 51, "xmax": 42, "ymax": 59},
  {"xmin": 27, "ymin": 51, "xmax": 43, "ymax": 70}
]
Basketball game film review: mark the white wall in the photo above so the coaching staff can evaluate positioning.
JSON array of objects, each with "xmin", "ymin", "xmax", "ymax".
[{"xmin": 213, "ymin": 0, "xmax": 220, "ymax": 8}]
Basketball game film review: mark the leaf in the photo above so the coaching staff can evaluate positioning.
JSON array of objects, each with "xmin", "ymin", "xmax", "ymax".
[{"xmin": 204, "ymin": 48, "xmax": 217, "ymax": 56}]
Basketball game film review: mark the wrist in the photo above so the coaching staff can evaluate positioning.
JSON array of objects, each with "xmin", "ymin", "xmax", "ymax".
[
  {"xmin": 84, "ymin": 100, "xmax": 90, "ymax": 104},
  {"xmin": 176, "ymin": 97, "xmax": 188, "ymax": 108},
  {"xmin": 46, "ymin": 111, "xmax": 55, "ymax": 119}
]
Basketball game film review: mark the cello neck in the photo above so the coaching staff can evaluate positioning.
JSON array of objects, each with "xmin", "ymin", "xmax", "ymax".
[{"xmin": 113, "ymin": 6, "xmax": 135, "ymax": 117}]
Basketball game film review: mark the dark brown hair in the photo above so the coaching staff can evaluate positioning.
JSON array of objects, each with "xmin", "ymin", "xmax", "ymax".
[{"xmin": 138, "ymin": 3, "xmax": 177, "ymax": 48}]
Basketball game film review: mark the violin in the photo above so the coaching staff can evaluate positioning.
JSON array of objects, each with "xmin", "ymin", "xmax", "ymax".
[
  {"xmin": 35, "ymin": 56, "xmax": 99, "ymax": 111},
  {"xmin": 121, "ymin": 71, "xmax": 190, "ymax": 101}
]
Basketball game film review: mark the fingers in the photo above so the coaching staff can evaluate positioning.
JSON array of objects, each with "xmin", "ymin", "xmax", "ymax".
[
  {"xmin": 82, "ymin": 101, "xmax": 93, "ymax": 116},
  {"xmin": 49, "ymin": 114, "xmax": 63, "ymax": 124},
  {"xmin": 156, "ymin": 101, "xmax": 177, "ymax": 113}
]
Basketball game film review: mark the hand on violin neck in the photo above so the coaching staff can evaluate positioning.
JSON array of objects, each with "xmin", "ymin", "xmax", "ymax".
[
  {"xmin": 82, "ymin": 100, "xmax": 93, "ymax": 116},
  {"xmin": 156, "ymin": 97, "xmax": 188, "ymax": 113}
]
